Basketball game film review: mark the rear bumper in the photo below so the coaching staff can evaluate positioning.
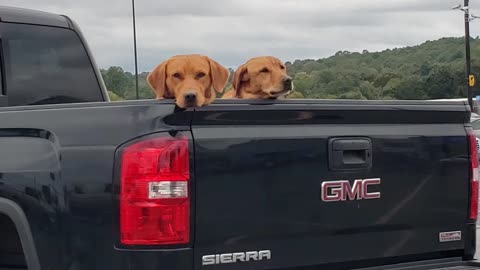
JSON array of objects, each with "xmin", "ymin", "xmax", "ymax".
[{"xmin": 356, "ymin": 259, "xmax": 480, "ymax": 270}]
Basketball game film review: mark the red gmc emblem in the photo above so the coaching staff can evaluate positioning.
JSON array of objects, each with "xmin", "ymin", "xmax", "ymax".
[{"xmin": 321, "ymin": 178, "xmax": 381, "ymax": 202}]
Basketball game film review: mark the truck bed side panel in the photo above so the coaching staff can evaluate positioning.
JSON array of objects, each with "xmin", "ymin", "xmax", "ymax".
[{"xmin": 0, "ymin": 101, "xmax": 193, "ymax": 270}]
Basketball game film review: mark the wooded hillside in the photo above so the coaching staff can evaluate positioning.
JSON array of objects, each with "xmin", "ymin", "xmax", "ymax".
[{"xmin": 102, "ymin": 37, "xmax": 480, "ymax": 100}]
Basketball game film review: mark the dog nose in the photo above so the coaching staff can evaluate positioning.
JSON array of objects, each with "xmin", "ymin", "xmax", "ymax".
[
  {"xmin": 283, "ymin": 76, "xmax": 292, "ymax": 84},
  {"xmin": 184, "ymin": 92, "xmax": 197, "ymax": 104},
  {"xmin": 283, "ymin": 76, "xmax": 293, "ymax": 90}
]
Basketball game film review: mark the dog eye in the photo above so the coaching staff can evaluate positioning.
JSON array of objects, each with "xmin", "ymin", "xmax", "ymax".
[
  {"xmin": 173, "ymin": 73, "xmax": 181, "ymax": 78},
  {"xmin": 280, "ymin": 65, "xmax": 286, "ymax": 70},
  {"xmin": 196, "ymin": 72, "xmax": 206, "ymax": 79},
  {"xmin": 260, "ymin": 68, "xmax": 269, "ymax": 73}
]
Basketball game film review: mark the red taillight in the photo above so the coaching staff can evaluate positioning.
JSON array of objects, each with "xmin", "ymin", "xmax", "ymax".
[
  {"xmin": 120, "ymin": 136, "xmax": 190, "ymax": 245},
  {"xmin": 469, "ymin": 133, "xmax": 479, "ymax": 220}
]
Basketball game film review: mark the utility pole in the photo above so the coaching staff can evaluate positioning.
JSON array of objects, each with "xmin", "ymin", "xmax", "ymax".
[
  {"xmin": 132, "ymin": 0, "xmax": 139, "ymax": 100},
  {"xmin": 454, "ymin": 1, "xmax": 476, "ymax": 111},
  {"xmin": 464, "ymin": 0, "xmax": 474, "ymax": 111}
]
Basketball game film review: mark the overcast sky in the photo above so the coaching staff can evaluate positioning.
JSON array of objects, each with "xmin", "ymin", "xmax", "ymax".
[{"xmin": 2, "ymin": 0, "xmax": 479, "ymax": 72}]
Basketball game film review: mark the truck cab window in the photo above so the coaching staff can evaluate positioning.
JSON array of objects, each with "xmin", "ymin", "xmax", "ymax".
[{"xmin": 1, "ymin": 23, "xmax": 103, "ymax": 106}]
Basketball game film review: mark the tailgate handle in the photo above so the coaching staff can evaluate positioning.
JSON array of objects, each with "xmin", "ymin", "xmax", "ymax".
[{"xmin": 328, "ymin": 138, "xmax": 372, "ymax": 171}]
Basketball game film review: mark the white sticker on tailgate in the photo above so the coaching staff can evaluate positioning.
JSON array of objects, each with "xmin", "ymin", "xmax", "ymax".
[{"xmin": 439, "ymin": 231, "xmax": 462, "ymax": 242}]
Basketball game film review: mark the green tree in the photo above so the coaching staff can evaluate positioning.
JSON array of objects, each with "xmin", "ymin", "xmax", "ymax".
[
  {"xmin": 108, "ymin": 91, "xmax": 124, "ymax": 101},
  {"xmin": 287, "ymin": 91, "xmax": 305, "ymax": 99},
  {"xmin": 102, "ymin": 66, "xmax": 134, "ymax": 98}
]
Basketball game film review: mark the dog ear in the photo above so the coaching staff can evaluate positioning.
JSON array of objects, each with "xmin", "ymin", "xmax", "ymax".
[
  {"xmin": 232, "ymin": 64, "xmax": 249, "ymax": 97},
  {"xmin": 207, "ymin": 57, "xmax": 229, "ymax": 94},
  {"xmin": 147, "ymin": 60, "xmax": 172, "ymax": 99}
]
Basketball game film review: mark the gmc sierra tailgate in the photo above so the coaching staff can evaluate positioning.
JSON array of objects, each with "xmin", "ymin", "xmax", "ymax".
[{"xmin": 191, "ymin": 100, "xmax": 473, "ymax": 270}]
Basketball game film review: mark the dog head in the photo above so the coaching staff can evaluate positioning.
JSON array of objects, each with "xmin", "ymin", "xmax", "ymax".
[
  {"xmin": 232, "ymin": 56, "xmax": 293, "ymax": 99},
  {"xmin": 147, "ymin": 54, "xmax": 229, "ymax": 108}
]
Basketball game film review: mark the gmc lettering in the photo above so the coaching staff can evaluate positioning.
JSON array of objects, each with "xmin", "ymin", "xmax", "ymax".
[{"xmin": 321, "ymin": 178, "xmax": 381, "ymax": 202}]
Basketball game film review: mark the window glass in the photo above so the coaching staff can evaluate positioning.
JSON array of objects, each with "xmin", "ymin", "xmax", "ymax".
[{"xmin": 1, "ymin": 23, "xmax": 103, "ymax": 106}]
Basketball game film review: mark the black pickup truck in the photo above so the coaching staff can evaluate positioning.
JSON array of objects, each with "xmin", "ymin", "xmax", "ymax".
[{"xmin": 0, "ymin": 5, "xmax": 480, "ymax": 270}]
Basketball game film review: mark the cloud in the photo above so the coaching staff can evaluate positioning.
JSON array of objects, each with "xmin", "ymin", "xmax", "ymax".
[{"xmin": 1, "ymin": 0, "xmax": 476, "ymax": 72}]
